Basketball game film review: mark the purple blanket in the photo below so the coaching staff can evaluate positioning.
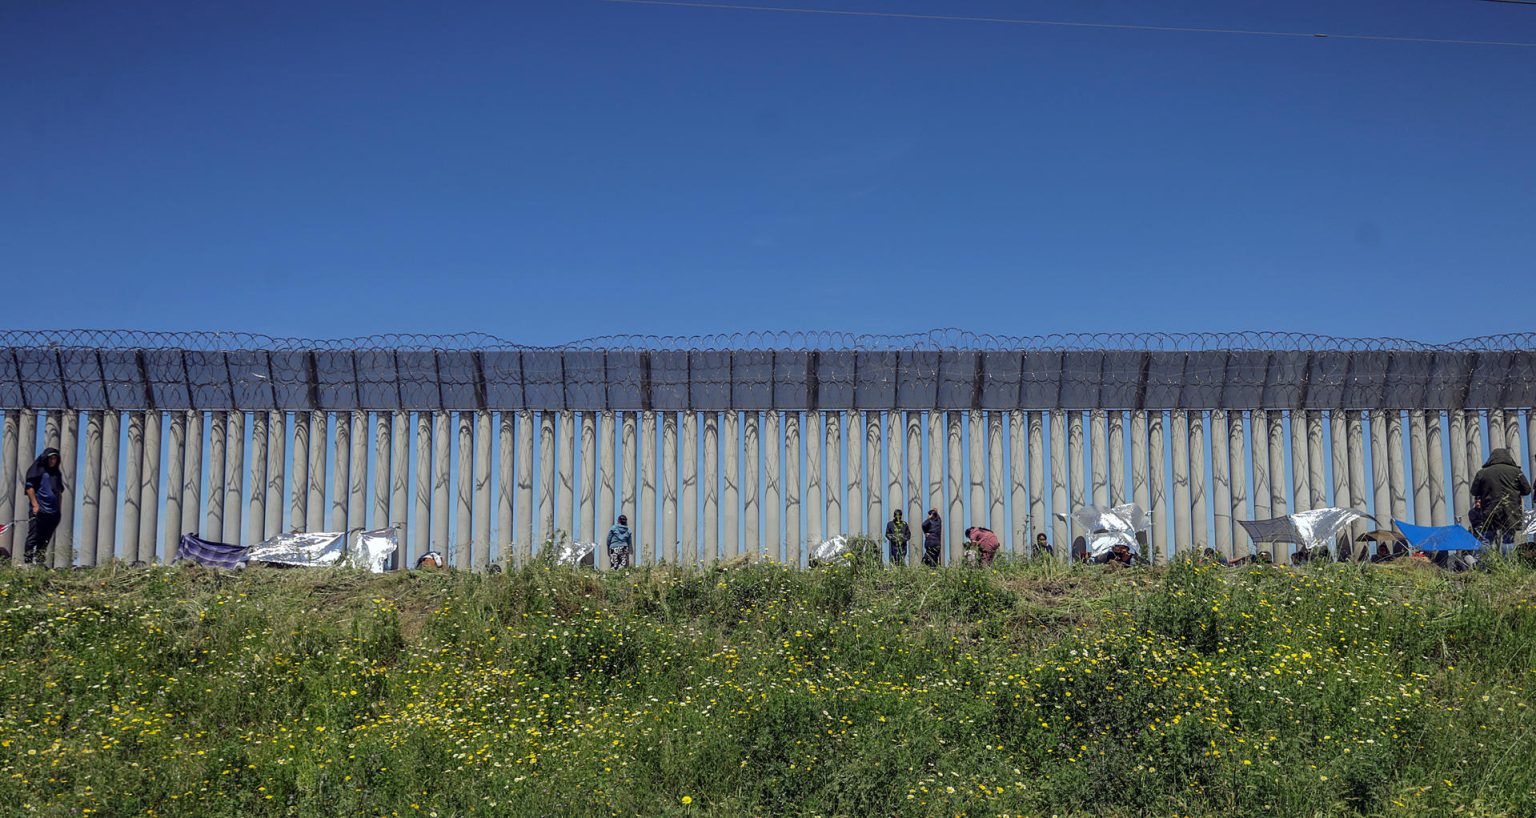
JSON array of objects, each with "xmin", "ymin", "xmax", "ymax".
[{"xmin": 177, "ymin": 534, "xmax": 250, "ymax": 569}]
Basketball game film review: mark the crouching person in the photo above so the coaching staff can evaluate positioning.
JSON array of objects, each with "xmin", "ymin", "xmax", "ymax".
[
  {"xmin": 964, "ymin": 526, "xmax": 1001, "ymax": 567},
  {"xmin": 1100, "ymin": 541, "xmax": 1142, "ymax": 569},
  {"xmin": 606, "ymin": 514, "xmax": 634, "ymax": 569}
]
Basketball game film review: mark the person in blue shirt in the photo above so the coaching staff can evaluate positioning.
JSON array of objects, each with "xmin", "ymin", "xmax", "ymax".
[
  {"xmin": 606, "ymin": 514, "xmax": 634, "ymax": 569},
  {"xmin": 23, "ymin": 447, "xmax": 65, "ymax": 566}
]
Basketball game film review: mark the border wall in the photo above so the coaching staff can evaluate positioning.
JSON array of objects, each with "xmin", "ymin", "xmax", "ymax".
[{"xmin": 4, "ymin": 329, "xmax": 1533, "ymax": 567}]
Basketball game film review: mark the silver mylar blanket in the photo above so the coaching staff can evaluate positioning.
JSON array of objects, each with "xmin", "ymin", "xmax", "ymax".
[
  {"xmin": 555, "ymin": 542, "xmax": 597, "ymax": 567},
  {"xmin": 1056, "ymin": 503, "xmax": 1152, "ymax": 533},
  {"xmin": 247, "ymin": 531, "xmax": 346, "ymax": 567},
  {"xmin": 1084, "ymin": 533, "xmax": 1127, "ymax": 558},
  {"xmin": 1056, "ymin": 503, "xmax": 1151, "ymax": 547},
  {"xmin": 351, "ymin": 528, "xmax": 398, "ymax": 573},
  {"xmin": 1521, "ymin": 510, "xmax": 1536, "ymax": 538},
  {"xmin": 810, "ymin": 535, "xmax": 852, "ymax": 563},
  {"xmin": 245, "ymin": 528, "xmax": 397, "ymax": 571},
  {"xmin": 1056, "ymin": 504, "xmax": 1152, "ymax": 556},
  {"xmin": 1238, "ymin": 508, "xmax": 1372, "ymax": 550}
]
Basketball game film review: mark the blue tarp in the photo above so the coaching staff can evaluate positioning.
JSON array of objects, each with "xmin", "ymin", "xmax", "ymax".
[
  {"xmin": 1394, "ymin": 521, "xmax": 1482, "ymax": 552},
  {"xmin": 177, "ymin": 534, "xmax": 250, "ymax": 569}
]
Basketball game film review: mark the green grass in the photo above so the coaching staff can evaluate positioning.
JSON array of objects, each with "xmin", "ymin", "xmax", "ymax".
[{"xmin": 1, "ymin": 554, "xmax": 1535, "ymax": 817}]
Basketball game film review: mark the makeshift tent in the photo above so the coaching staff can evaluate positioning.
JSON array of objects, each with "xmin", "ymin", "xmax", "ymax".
[
  {"xmin": 247, "ymin": 531, "xmax": 346, "ymax": 567},
  {"xmin": 1056, "ymin": 503, "xmax": 1151, "ymax": 535},
  {"xmin": 1055, "ymin": 503, "xmax": 1150, "ymax": 555},
  {"xmin": 1356, "ymin": 529, "xmax": 1407, "ymax": 545},
  {"xmin": 349, "ymin": 527, "xmax": 399, "ymax": 573},
  {"xmin": 1394, "ymin": 521, "xmax": 1482, "ymax": 552},
  {"xmin": 1355, "ymin": 528, "xmax": 1409, "ymax": 561},
  {"xmin": 177, "ymin": 534, "xmax": 249, "ymax": 569},
  {"xmin": 1238, "ymin": 508, "xmax": 1371, "ymax": 552}
]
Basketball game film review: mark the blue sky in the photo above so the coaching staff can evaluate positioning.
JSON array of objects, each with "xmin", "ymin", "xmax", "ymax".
[{"xmin": 2, "ymin": 0, "xmax": 1533, "ymax": 344}]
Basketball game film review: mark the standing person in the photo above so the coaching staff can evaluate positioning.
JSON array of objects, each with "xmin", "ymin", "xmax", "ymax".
[
  {"xmin": 606, "ymin": 514, "xmax": 634, "ymax": 570},
  {"xmin": 1033, "ymin": 533, "xmax": 1053, "ymax": 559},
  {"xmin": 965, "ymin": 526, "xmax": 1001, "ymax": 567},
  {"xmin": 22, "ymin": 447, "xmax": 65, "ymax": 567},
  {"xmin": 921, "ymin": 509, "xmax": 943, "ymax": 567},
  {"xmin": 1470, "ymin": 448, "xmax": 1531, "ymax": 545},
  {"xmin": 884, "ymin": 510, "xmax": 911, "ymax": 565}
]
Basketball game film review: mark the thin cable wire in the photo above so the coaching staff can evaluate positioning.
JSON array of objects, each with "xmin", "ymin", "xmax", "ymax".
[{"xmin": 599, "ymin": 0, "xmax": 1536, "ymax": 48}]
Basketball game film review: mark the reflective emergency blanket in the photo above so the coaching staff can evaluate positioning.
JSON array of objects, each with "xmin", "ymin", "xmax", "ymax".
[
  {"xmin": 1056, "ymin": 503, "xmax": 1152, "ymax": 536},
  {"xmin": 554, "ymin": 541, "xmax": 597, "ymax": 567},
  {"xmin": 349, "ymin": 528, "xmax": 399, "ymax": 573},
  {"xmin": 1056, "ymin": 503, "xmax": 1150, "ymax": 555},
  {"xmin": 177, "ymin": 534, "xmax": 250, "ymax": 570},
  {"xmin": 247, "ymin": 531, "xmax": 346, "ymax": 567},
  {"xmin": 1238, "ymin": 508, "xmax": 1370, "ymax": 549},
  {"xmin": 1521, "ymin": 510, "xmax": 1536, "ymax": 537},
  {"xmin": 810, "ymin": 535, "xmax": 852, "ymax": 563},
  {"xmin": 1087, "ymin": 533, "xmax": 1130, "ymax": 559}
]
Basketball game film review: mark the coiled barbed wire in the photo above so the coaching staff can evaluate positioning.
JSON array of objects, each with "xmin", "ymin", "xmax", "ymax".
[
  {"xmin": 2, "ymin": 328, "xmax": 1536, "ymax": 353},
  {"xmin": 0, "ymin": 329, "xmax": 1528, "ymax": 411}
]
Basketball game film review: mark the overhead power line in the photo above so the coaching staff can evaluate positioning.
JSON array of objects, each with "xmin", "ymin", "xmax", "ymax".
[{"xmin": 599, "ymin": 0, "xmax": 1536, "ymax": 49}]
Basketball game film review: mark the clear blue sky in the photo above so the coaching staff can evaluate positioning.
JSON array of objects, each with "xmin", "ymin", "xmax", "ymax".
[{"xmin": 3, "ymin": 0, "xmax": 1533, "ymax": 345}]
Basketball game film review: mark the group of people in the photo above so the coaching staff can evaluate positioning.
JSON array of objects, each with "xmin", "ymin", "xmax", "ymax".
[
  {"xmin": 881, "ymin": 509, "xmax": 1033, "ymax": 568},
  {"xmin": 9, "ymin": 444, "xmax": 1536, "ymax": 569}
]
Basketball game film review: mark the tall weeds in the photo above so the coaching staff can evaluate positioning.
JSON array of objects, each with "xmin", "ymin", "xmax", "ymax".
[{"xmin": 0, "ymin": 557, "xmax": 1530, "ymax": 816}]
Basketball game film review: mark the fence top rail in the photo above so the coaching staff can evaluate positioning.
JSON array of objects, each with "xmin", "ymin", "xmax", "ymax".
[
  {"xmin": 4, "ymin": 328, "xmax": 1536, "ymax": 353},
  {"xmin": 4, "ymin": 329, "xmax": 1536, "ymax": 412}
]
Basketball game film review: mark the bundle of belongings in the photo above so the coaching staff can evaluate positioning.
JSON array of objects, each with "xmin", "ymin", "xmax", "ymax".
[{"xmin": 177, "ymin": 527, "xmax": 399, "ymax": 572}]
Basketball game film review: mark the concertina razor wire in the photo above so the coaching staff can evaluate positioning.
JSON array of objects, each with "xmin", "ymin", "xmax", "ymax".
[{"xmin": 0, "ymin": 329, "xmax": 1534, "ymax": 413}]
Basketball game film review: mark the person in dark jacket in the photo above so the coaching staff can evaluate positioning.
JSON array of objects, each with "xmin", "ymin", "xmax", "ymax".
[
  {"xmin": 920, "ymin": 509, "xmax": 942, "ymax": 567},
  {"xmin": 885, "ymin": 510, "xmax": 911, "ymax": 565},
  {"xmin": 22, "ymin": 447, "xmax": 65, "ymax": 566},
  {"xmin": 1470, "ymin": 448, "xmax": 1531, "ymax": 544},
  {"xmin": 1033, "ymin": 533, "xmax": 1053, "ymax": 559}
]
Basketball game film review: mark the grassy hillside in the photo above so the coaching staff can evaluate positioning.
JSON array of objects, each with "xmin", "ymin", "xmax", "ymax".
[{"xmin": 1, "ymin": 556, "xmax": 1534, "ymax": 817}]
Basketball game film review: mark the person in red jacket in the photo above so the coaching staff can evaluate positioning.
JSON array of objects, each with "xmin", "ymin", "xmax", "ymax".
[{"xmin": 965, "ymin": 526, "xmax": 1001, "ymax": 567}]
